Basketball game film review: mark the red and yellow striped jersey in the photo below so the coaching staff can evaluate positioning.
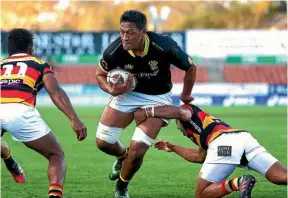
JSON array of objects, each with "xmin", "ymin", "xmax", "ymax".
[
  {"xmin": 0, "ymin": 54, "xmax": 54, "ymax": 107},
  {"xmin": 179, "ymin": 104, "xmax": 245, "ymax": 150}
]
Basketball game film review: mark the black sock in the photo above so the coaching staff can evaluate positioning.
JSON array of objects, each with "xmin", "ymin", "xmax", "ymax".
[
  {"xmin": 49, "ymin": 196, "xmax": 61, "ymax": 198},
  {"xmin": 4, "ymin": 156, "xmax": 16, "ymax": 171},
  {"xmin": 116, "ymin": 177, "xmax": 129, "ymax": 190}
]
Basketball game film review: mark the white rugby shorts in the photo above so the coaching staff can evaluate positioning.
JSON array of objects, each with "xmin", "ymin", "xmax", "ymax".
[
  {"xmin": 108, "ymin": 91, "xmax": 172, "ymax": 123},
  {"xmin": 0, "ymin": 103, "xmax": 51, "ymax": 142},
  {"xmin": 200, "ymin": 132, "xmax": 278, "ymax": 182}
]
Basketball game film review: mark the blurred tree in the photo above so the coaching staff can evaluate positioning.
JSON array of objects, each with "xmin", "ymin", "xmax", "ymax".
[{"xmin": 1, "ymin": 1, "xmax": 284, "ymax": 31}]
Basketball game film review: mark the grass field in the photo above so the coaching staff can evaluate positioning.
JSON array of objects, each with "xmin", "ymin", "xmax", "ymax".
[{"xmin": 1, "ymin": 106, "xmax": 287, "ymax": 198}]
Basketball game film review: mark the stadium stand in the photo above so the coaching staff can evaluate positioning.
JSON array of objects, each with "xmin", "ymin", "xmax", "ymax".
[
  {"xmin": 223, "ymin": 65, "xmax": 287, "ymax": 84},
  {"xmin": 54, "ymin": 65, "xmax": 287, "ymax": 84},
  {"xmin": 54, "ymin": 65, "xmax": 210, "ymax": 84}
]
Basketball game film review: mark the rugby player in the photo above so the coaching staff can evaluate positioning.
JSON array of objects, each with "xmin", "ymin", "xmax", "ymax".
[
  {"xmin": 0, "ymin": 28, "xmax": 87, "ymax": 198},
  {"xmin": 95, "ymin": 10, "xmax": 196, "ymax": 198},
  {"xmin": 1, "ymin": 140, "xmax": 25, "ymax": 183},
  {"xmin": 134, "ymin": 104, "xmax": 287, "ymax": 198}
]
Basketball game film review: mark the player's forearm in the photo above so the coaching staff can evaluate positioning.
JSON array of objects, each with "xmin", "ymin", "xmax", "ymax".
[
  {"xmin": 50, "ymin": 87, "xmax": 80, "ymax": 121},
  {"xmin": 95, "ymin": 75, "xmax": 112, "ymax": 94},
  {"xmin": 146, "ymin": 106, "xmax": 191, "ymax": 121},
  {"xmin": 169, "ymin": 144, "xmax": 205, "ymax": 164},
  {"xmin": 182, "ymin": 65, "xmax": 196, "ymax": 95},
  {"xmin": 153, "ymin": 106, "xmax": 183, "ymax": 120}
]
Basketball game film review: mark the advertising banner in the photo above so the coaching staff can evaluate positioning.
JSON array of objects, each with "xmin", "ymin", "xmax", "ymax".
[
  {"xmin": 186, "ymin": 30, "xmax": 288, "ymax": 57},
  {"xmin": 36, "ymin": 83, "xmax": 287, "ymax": 107},
  {"xmin": 1, "ymin": 31, "xmax": 186, "ymax": 58}
]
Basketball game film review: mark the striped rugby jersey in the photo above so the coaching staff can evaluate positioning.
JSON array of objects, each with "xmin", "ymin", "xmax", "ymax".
[
  {"xmin": 179, "ymin": 104, "xmax": 245, "ymax": 150},
  {"xmin": 0, "ymin": 53, "xmax": 54, "ymax": 107}
]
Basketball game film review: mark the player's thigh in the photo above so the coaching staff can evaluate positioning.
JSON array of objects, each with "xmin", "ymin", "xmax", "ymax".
[
  {"xmin": 247, "ymin": 151, "xmax": 282, "ymax": 179},
  {"xmin": 200, "ymin": 163, "xmax": 237, "ymax": 183},
  {"xmin": 129, "ymin": 118, "xmax": 164, "ymax": 157},
  {"xmin": 100, "ymin": 105, "xmax": 134, "ymax": 128},
  {"xmin": 137, "ymin": 117, "xmax": 164, "ymax": 139},
  {"xmin": 23, "ymin": 132, "xmax": 64, "ymax": 159},
  {"xmin": 265, "ymin": 161, "xmax": 287, "ymax": 184},
  {"xmin": 196, "ymin": 177, "xmax": 213, "ymax": 198},
  {"xmin": 196, "ymin": 164, "xmax": 237, "ymax": 197},
  {"xmin": 1, "ymin": 104, "xmax": 51, "ymax": 143}
]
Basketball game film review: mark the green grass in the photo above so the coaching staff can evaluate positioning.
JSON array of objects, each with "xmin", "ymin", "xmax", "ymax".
[{"xmin": 1, "ymin": 106, "xmax": 287, "ymax": 198}]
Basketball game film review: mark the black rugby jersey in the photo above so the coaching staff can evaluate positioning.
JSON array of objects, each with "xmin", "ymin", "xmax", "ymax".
[
  {"xmin": 179, "ymin": 104, "xmax": 244, "ymax": 150},
  {"xmin": 99, "ymin": 31, "xmax": 193, "ymax": 95}
]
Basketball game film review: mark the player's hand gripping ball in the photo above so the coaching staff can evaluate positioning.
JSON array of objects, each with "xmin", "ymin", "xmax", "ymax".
[{"xmin": 107, "ymin": 69, "xmax": 137, "ymax": 91}]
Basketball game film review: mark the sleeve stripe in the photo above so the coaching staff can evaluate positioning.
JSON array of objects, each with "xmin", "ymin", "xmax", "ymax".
[
  {"xmin": 43, "ymin": 71, "xmax": 55, "ymax": 75},
  {"xmin": 98, "ymin": 64, "xmax": 108, "ymax": 73}
]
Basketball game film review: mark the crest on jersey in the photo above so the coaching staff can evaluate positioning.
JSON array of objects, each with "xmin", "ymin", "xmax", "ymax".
[
  {"xmin": 148, "ymin": 60, "xmax": 158, "ymax": 71},
  {"xmin": 124, "ymin": 64, "xmax": 134, "ymax": 70}
]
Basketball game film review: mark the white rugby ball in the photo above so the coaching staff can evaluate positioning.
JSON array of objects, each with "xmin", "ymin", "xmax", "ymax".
[{"xmin": 107, "ymin": 69, "xmax": 137, "ymax": 91}]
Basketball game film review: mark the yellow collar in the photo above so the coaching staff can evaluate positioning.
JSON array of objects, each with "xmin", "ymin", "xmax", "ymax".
[{"xmin": 128, "ymin": 35, "xmax": 150, "ymax": 58}]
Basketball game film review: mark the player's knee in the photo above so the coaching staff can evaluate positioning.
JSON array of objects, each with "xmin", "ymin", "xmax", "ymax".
[
  {"xmin": 131, "ymin": 127, "xmax": 155, "ymax": 147},
  {"xmin": 47, "ymin": 146, "xmax": 66, "ymax": 168},
  {"xmin": 96, "ymin": 122, "xmax": 122, "ymax": 145},
  {"xmin": 269, "ymin": 169, "xmax": 287, "ymax": 185},
  {"xmin": 96, "ymin": 138, "xmax": 113, "ymax": 151},
  {"xmin": 52, "ymin": 146, "xmax": 65, "ymax": 159},
  {"xmin": 266, "ymin": 162, "xmax": 287, "ymax": 185},
  {"xmin": 277, "ymin": 169, "xmax": 287, "ymax": 185}
]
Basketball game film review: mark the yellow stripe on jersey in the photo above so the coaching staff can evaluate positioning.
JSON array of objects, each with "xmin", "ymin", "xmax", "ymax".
[
  {"xmin": 98, "ymin": 63, "xmax": 108, "ymax": 73},
  {"xmin": 1, "ymin": 57, "xmax": 44, "ymax": 65},
  {"xmin": 202, "ymin": 115, "xmax": 215, "ymax": 129},
  {"xmin": 128, "ymin": 35, "xmax": 150, "ymax": 57},
  {"xmin": 0, "ymin": 98, "xmax": 34, "ymax": 107},
  {"xmin": 207, "ymin": 129, "xmax": 244, "ymax": 145},
  {"xmin": 31, "ymin": 57, "xmax": 45, "ymax": 64},
  {"xmin": 0, "ymin": 75, "xmax": 36, "ymax": 88},
  {"xmin": 192, "ymin": 133, "xmax": 201, "ymax": 147}
]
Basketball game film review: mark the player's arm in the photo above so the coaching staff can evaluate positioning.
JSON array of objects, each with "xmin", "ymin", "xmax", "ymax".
[
  {"xmin": 43, "ymin": 73, "xmax": 80, "ymax": 121},
  {"xmin": 134, "ymin": 105, "xmax": 192, "ymax": 125},
  {"xmin": 168, "ymin": 37, "xmax": 197, "ymax": 103},
  {"xmin": 43, "ymin": 72, "xmax": 87, "ymax": 141},
  {"xmin": 95, "ymin": 62, "xmax": 112, "ymax": 94},
  {"xmin": 95, "ymin": 56, "xmax": 132, "ymax": 96},
  {"xmin": 154, "ymin": 140, "xmax": 207, "ymax": 164}
]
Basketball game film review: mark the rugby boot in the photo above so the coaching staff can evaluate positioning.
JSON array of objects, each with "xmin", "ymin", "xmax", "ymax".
[
  {"xmin": 5, "ymin": 157, "xmax": 25, "ymax": 183},
  {"xmin": 115, "ymin": 188, "xmax": 130, "ymax": 198},
  {"xmin": 109, "ymin": 148, "xmax": 129, "ymax": 181},
  {"xmin": 239, "ymin": 175, "xmax": 256, "ymax": 198}
]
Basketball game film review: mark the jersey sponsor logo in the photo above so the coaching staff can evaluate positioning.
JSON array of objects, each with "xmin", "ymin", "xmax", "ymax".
[
  {"xmin": 148, "ymin": 60, "xmax": 159, "ymax": 71},
  {"xmin": 124, "ymin": 64, "xmax": 134, "ymax": 70},
  {"xmin": 218, "ymin": 146, "xmax": 232, "ymax": 156},
  {"xmin": 188, "ymin": 120, "xmax": 201, "ymax": 133},
  {"xmin": 0, "ymin": 79, "xmax": 23, "ymax": 85},
  {"xmin": 134, "ymin": 70, "xmax": 159, "ymax": 79}
]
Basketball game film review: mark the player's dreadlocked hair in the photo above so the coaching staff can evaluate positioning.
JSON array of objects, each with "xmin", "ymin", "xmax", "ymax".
[
  {"xmin": 120, "ymin": 10, "xmax": 147, "ymax": 30},
  {"xmin": 8, "ymin": 28, "xmax": 34, "ymax": 56}
]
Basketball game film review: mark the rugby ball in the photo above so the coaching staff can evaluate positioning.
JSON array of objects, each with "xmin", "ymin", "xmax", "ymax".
[{"xmin": 107, "ymin": 68, "xmax": 137, "ymax": 91}]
